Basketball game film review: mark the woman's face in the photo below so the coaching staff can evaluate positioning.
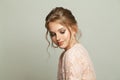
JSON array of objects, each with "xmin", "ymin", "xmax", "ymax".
[{"xmin": 48, "ymin": 22, "xmax": 72, "ymax": 50}]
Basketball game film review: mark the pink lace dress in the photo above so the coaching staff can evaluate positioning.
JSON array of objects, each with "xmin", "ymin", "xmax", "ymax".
[{"xmin": 57, "ymin": 43, "xmax": 96, "ymax": 80}]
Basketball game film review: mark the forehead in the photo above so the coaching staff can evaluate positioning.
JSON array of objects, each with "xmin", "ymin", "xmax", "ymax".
[{"xmin": 48, "ymin": 22, "xmax": 67, "ymax": 32}]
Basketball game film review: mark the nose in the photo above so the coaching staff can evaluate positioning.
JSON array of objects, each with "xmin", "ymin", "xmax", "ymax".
[{"xmin": 56, "ymin": 34, "xmax": 60, "ymax": 41}]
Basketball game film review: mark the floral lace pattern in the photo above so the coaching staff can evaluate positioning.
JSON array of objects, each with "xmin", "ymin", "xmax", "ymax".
[{"xmin": 57, "ymin": 43, "xmax": 96, "ymax": 80}]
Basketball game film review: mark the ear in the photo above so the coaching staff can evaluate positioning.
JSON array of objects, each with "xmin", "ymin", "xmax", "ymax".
[
  {"xmin": 71, "ymin": 25, "xmax": 77, "ymax": 35},
  {"xmin": 69, "ymin": 27, "xmax": 76, "ymax": 37},
  {"xmin": 72, "ymin": 30, "xmax": 77, "ymax": 37}
]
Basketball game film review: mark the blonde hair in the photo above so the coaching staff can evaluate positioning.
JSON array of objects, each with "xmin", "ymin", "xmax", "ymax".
[{"xmin": 45, "ymin": 7, "xmax": 81, "ymax": 48}]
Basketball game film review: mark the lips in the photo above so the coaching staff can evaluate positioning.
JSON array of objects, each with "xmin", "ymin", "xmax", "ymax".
[{"xmin": 57, "ymin": 41, "xmax": 64, "ymax": 46}]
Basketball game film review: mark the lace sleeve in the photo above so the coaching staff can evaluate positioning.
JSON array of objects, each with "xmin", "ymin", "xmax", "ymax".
[
  {"xmin": 61, "ymin": 44, "xmax": 96, "ymax": 80},
  {"xmin": 64, "ymin": 51, "xmax": 84, "ymax": 80}
]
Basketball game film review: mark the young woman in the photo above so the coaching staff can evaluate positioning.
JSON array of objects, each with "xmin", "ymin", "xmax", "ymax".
[{"xmin": 45, "ymin": 7, "xmax": 96, "ymax": 80}]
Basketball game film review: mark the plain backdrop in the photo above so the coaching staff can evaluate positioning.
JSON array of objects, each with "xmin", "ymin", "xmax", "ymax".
[{"xmin": 0, "ymin": 0, "xmax": 120, "ymax": 80}]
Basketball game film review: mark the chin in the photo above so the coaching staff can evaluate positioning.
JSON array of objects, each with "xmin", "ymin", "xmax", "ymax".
[{"xmin": 58, "ymin": 45, "xmax": 67, "ymax": 49}]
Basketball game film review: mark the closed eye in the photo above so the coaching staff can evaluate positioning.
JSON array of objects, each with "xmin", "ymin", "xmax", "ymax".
[
  {"xmin": 49, "ymin": 28, "xmax": 66, "ymax": 37},
  {"xmin": 50, "ymin": 32, "xmax": 56, "ymax": 37},
  {"xmin": 60, "ymin": 29, "xmax": 66, "ymax": 34}
]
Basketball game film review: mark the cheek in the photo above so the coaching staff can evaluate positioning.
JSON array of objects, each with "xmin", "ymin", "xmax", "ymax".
[
  {"xmin": 51, "ymin": 37, "xmax": 57, "ymax": 43},
  {"xmin": 64, "ymin": 31, "xmax": 71, "ymax": 40}
]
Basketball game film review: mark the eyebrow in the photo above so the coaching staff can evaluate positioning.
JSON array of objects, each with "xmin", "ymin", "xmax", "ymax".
[{"xmin": 49, "ymin": 27, "xmax": 65, "ymax": 33}]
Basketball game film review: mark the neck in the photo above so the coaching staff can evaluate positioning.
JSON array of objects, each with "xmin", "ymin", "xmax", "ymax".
[{"xmin": 64, "ymin": 39, "xmax": 78, "ymax": 51}]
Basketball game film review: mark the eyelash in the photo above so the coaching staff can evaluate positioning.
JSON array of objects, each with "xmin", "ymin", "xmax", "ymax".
[
  {"xmin": 60, "ymin": 30, "xmax": 65, "ymax": 34},
  {"xmin": 50, "ymin": 33, "xmax": 56, "ymax": 37},
  {"xmin": 50, "ymin": 30, "xmax": 66, "ymax": 37}
]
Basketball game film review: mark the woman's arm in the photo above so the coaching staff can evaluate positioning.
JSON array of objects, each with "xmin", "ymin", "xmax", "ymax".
[
  {"xmin": 64, "ymin": 49, "xmax": 96, "ymax": 80},
  {"xmin": 64, "ymin": 51, "xmax": 84, "ymax": 80}
]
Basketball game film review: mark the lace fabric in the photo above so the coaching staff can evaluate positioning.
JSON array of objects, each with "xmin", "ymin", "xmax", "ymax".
[{"xmin": 57, "ymin": 43, "xmax": 96, "ymax": 80}]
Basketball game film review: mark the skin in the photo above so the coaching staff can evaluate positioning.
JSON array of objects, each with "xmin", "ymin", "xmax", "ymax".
[{"xmin": 48, "ymin": 21, "xmax": 77, "ymax": 51}]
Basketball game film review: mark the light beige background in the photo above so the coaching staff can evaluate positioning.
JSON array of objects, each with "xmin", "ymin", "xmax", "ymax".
[{"xmin": 0, "ymin": 0, "xmax": 120, "ymax": 80}]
